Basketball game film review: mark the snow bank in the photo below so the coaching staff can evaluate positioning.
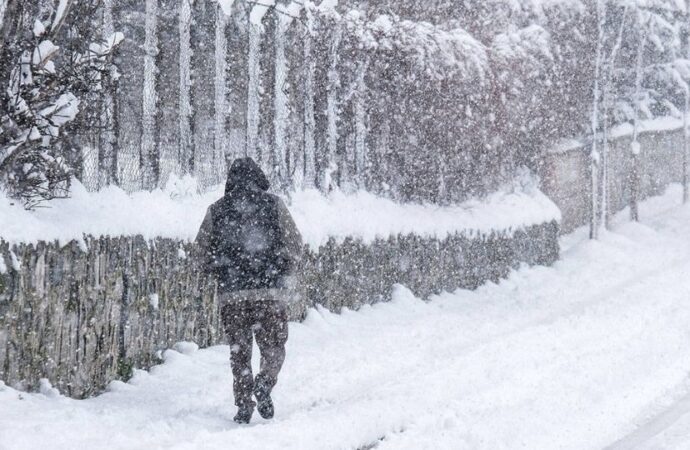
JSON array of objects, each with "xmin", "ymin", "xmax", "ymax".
[{"xmin": 0, "ymin": 175, "xmax": 560, "ymax": 247}]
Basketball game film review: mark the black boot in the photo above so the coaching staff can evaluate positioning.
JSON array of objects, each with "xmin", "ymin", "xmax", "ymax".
[
  {"xmin": 254, "ymin": 383, "xmax": 274, "ymax": 419},
  {"xmin": 233, "ymin": 404, "xmax": 254, "ymax": 424}
]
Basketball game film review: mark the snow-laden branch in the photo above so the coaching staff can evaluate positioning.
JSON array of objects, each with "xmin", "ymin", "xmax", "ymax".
[{"xmin": 0, "ymin": 3, "xmax": 123, "ymax": 207}]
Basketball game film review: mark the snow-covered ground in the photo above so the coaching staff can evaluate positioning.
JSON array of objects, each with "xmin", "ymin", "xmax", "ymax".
[{"xmin": 2, "ymin": 186, "xmax": 690, "ymax": 449}]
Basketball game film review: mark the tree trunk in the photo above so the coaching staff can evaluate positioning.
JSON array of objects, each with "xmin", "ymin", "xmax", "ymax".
[
  {"xmin": 601, "ymin": 5, "xmax": 628, "ymax": 229},
  {"xmin": 214, "ymin": 3, "xmax": 228, "ymax": 183},
  {"xmin": 191, "ymin": 0, "xmax": 217, "ymax": 189},
  {"xmin": 589, "ymin": 0, "xmax": 604, "ymax": 239},
  {"xmin": 681, "ymin": 10, "xmax": 690, "ymax": 204},
  {"xmin": 682, "ymin": 95, "xmax": 690, "ymax": 204},
  {"xmin": 98, "ymin": 0, "xmax": 118, "ymax": 187},
  {"xmin": 156, "ymin": 0, "xmax": 181, "ymax": 187},
  {"xmin": 324, "ymin": 24, "xmax": 343, "ymax": 192},
  {"xmin": 114, "ymin": 0, "xmax": 145, "ymax": 192},
  {"xmin": 354, "ymin": 57, "xmax": 369, "ymax": 189},
  {"xmin": 141, "ymin": 0, "xmax": 159, "ymax": 190},
  {"xmin": 246, "ymin": 22, "xmax": 262, "ymax": 162},
  {"xmin": 630, "ymin": 16, "xmax": 645, "ymax": 222},
  {"xmin": 303, "ymin": 15, "xmax": 316, "ymax": 189},
  {"xmin": 273, "ymin": 15, "xmax": 289, "ymax": 191},
  {"xmin": 601, "ymin": 84, "xmax": 609, "ymax": 229},
  {"xmin": 178, "ymin": 0, "xmax": 193, "ymax": 175}
]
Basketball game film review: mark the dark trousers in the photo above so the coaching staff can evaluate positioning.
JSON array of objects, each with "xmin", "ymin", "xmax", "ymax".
[{"xmin": 221, "ymin": 295, "xmax": 289, "ymax": 408}]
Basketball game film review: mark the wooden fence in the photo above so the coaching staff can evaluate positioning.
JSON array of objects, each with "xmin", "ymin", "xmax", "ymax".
[{"xmin": 0, "ymin": 221, "xmax": 558, "ymax": 398}]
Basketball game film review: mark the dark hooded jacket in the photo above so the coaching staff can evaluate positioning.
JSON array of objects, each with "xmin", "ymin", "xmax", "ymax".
[{"xmin": 195, "ymin": 158, "xmax": 302, "ymax": 292}]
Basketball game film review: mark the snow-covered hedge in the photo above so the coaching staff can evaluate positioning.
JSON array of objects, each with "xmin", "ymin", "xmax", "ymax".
[
  {"xmin": 0, "ymin": 222, "xmax": 559, "ymax": 398},
  {"xmin": 0, "ymin": 179, "xmax": 561, "ymax": 397}
]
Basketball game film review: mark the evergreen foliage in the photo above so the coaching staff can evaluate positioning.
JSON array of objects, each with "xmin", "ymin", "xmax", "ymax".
[{"xmin": 0, "ymin": 0, "xmax": 121, "ymax": 207}]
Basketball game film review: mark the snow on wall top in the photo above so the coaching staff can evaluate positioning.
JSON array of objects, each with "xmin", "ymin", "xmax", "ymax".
[
  {"xmin": 0, "ymin": 175, "xmax": 560, "ymax": 247},
  {"xmin": 550, "ymin": 116, "xmax": 687, "ymax": 154}
]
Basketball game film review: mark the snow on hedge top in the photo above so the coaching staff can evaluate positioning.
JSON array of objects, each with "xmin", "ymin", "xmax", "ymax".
[
  {"xmin": 0, "ymin": 175, "xmax": 560, "ymax": 247},
  {"xmin": 292, "ymin": 182, "xmax": 560, "ymax": 248}
]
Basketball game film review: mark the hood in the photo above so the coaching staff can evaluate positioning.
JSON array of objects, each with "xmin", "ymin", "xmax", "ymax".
[{"xmin": 225, "ymin": 157, "xmax": 270, "ymax": 194}]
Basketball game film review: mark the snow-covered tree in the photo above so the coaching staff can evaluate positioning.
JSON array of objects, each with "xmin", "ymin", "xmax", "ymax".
[
  {"xmin": 0, "ymin": 0, "xmax": 122, "ymax": 207},
  {"xmin": 608, "ymin": 1, "xmax": 690, "ymax": 220},
  {"xmin": 5, "ymin": 0, "xmax": 690, "ymax": 209}
]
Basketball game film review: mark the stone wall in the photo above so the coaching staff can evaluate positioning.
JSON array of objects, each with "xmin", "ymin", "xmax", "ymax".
[{"xmin": 541, "ymin": 126, "xmax": 685, "ymax": 233}]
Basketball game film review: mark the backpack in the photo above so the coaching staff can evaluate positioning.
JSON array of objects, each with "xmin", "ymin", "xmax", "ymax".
[{"xmin": 209, "ymin": 191, "xmax": 288, "ymax": 291}]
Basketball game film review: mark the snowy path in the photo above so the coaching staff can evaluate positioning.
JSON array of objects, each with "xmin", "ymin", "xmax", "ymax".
[{"xmin": 3, "ymin": 187, "xmax": 690, "ymax": 450}]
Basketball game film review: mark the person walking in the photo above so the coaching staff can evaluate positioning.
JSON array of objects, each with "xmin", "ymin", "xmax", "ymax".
[{"xmin": 195, "ymin": 157, "xmax": 302, "ymax": 424}]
